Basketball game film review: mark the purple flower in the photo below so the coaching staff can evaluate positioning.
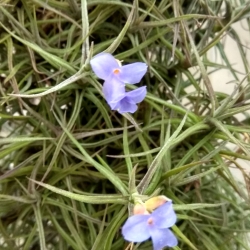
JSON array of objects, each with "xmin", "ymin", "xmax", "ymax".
[
  {"xmin": 122, "ymin": 201, "xmax": 178, "ymax": 250},
  {"xmin": 90, "ymin": 53, "xmax": 147, "ymax": 114},
  {"xmin": 90, "ymin": 52, "xmax": 147, "ymax": 84}
]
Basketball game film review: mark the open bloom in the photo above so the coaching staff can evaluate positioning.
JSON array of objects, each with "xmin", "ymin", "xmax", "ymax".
[
  {"xmin": 122, "ymin": 201, "xmax": 177, "ymax": 250},
  {"xmin": 90, "ymin": 52, "xmax": 147, "ymax": 113}
]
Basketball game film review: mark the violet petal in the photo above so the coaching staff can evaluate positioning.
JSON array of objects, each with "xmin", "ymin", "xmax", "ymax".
[
  {"xmin": 125, "ymin": 86, "xmax": 147, "ymax": 103},
  {"xmin": 103, "ymin": 77, "xmax": 125, "ymax": 103},
  {"xmin": 150, "ymin": 228, "xmax": 178, "ymax": 250},
  {"xmin": 152, "ymin": 202, "xmax": 177, "ymax": 229},
  {"xmin": 119, "ymin": 63, "xmax": 147, "ymax": 84},
  {"xmin": 90, "ymin": 53, "xmax": 120, "ymax": 80},
  {"xmin": 115, "ymin": 98, "xmax": 138, "ymax": 114},
  {"xmin": 122, "ymin": 215, "xmax": 151, "ymax": 242}
]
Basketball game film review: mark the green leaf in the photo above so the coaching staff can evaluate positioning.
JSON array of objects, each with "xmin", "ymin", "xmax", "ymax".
[{"xmin": 31, "ymin": 179, "xmax": 128, "ymax": 204}]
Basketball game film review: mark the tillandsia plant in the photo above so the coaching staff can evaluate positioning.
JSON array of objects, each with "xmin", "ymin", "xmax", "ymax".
[{"xmin": 1, "ymin": 0, "xmax": 250, "ymax": 250}]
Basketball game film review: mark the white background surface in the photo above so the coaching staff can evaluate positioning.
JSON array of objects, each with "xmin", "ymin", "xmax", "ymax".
[{"xmin": 209, "ymin": 20, "xmax": 250, "ymax": 184}]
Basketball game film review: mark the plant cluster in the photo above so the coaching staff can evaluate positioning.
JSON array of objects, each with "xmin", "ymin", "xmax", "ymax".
[{"xmin": 0, "ymin": 0, "xmax": 250, "ymax": 249}]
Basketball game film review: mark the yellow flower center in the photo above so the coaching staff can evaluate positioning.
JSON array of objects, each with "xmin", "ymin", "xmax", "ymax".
[
  {"xmin": 147, "ymin": 218, "xmax": 154, "ymax": 225},
  {"xmin": 113, "ymin": 68, "xmax": 120, "ymax": 75}
]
